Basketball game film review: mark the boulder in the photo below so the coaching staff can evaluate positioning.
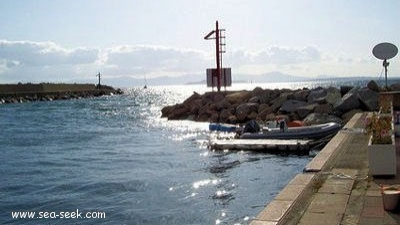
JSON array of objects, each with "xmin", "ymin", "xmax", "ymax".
[
  {"xmin": 227, "ymin": 115, "xmax": 238, "ymax": 124},
  {"xmin": 198, "ymin": 113, "xmax": 211, "ymax": 122},
  {"xmin": 340, "ymin": 86, "xmax": 353, "ymax": 96},
  {"xmin": 219, "ymin": 109, "xmax": 233, "ymax": 123},
  {"xmin": 190, "ymin": 105, "xmax": 199, "ymax": 116},
  {"xmin": 333, "ymin": 87, "xmax": 360, "ymax": 115},
  {"xmin": 357, "ymin": 88, "xmax": 378, "ymax": 111},
  {"xmin": 248, "ymin": 112, "xmax": 258, "ymax": 120},
  {"xmin": 280, "ymin": 100, "xmax": 308, "ymax": 113},
  {"xmin": 210, "ymin": 112, "xmax": 219, "ymax": 122},
  {"xmin": 341, "ymin": 109, "xmax": 363, "ymax": 124},
  {"xmin": 236, "ymin": 103, "xmax": 259, "ymax": 122},
  {"xmin": 198, "ymin": 103, "xmax": 210, "ymax": 115},
  {"xmin": 198, "ymin": 104, "xmax": 214, "ymax": 121},
  {"xmin": 161, "ymin": 105, "xmax": 174, "ymax": 117},
  {"xmin": 314, "ymin": 103, "xmax": 333, "ymax": 114},
  {"xmin": 325, "ymin": 87, "xmax": 341, "ymax": 105},
  {"xmin": 257, "ymin": 106, "xmax": 274, "ymax": 120},
  {"xmin": 248, "ymin": 96, "xmax": 261, "ymax": 104},
  {"xmin": 251, "ymin": 87, "xmax": 264, "ymax": 97},
  {"xmin": 303, "ymin": 113, "xmax": 342, "ymax": 125},
  {"xmin": 367, "ymin": 80, "xmax": 380, "ymax": 92},
  {"xmin": 186, "ymin": 114, "xmax": 196, "ymax": 121},
  {"xmin": 308, "ymin": 87, "xmax": 326, "ymax": 103},
  {"xmin": 215, "ymin": 98, "xmax": 231, "ymax": 111},
  {"xmin": 258, "ymin": 103, "xmax": 270, "ymax": 113},
  {"xmin": 257, "ymin": 89, "xmax": 279, "ymax": 104},
  {"xmin": 270, "ymin": 89, "xmax": 282, "ymax": 102},
  {"xmin": 212, "ymin": 92, "xmax": 226, "ymax": 102},
  {"xmin": 265, "ymin": 113, "xmax": 277, "ymax": 121},
  {"xmin": 293, "ymin": 89, "xmax": 310, "ymax": 102},
  {"xmin": 296, "ymin": 103, "xmax": 318, "ymax": 119},
  {"xmin": 167, "ymin": 104, "xmax": 190, "ymax": 120},
  {"xmin": 270, "ymin": 92, "xmax": 291, "ymax": 112},
  {"xmin": 225, "ymin": 91, "xmax": 251, "ymax": 104}
]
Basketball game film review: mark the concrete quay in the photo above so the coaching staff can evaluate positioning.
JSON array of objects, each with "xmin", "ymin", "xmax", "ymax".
[{"xmin": 250, "ymin": 112, "xmax": 400, "ymax": 225}]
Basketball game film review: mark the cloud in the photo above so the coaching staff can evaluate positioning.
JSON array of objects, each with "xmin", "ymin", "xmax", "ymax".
[
  {"xmin": 1, "ymin": 39, "xmax": 388, "ymax": 84},
  {"xmin": 0, "ymin": 40, "xmax": 99, "ymax": 66},
  {"xmin": 0, "ymin": 40, "xmax": 101, "ymax": 82},
  {"xmin": 228, "ymin": 46, "xmax": 321, "ymax": 66},
  {"xmin": 103, "ymin": 45, "xmax": 210, "ymax": 76},
  {"xmin": 0, "ymin": 40, "xmax": 214, "ymax": 82}
]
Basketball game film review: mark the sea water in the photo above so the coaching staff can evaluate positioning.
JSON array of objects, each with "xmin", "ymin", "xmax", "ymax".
[{"xmin": 0, "ymin": 79, "xmax": 396, "ymax": 225}]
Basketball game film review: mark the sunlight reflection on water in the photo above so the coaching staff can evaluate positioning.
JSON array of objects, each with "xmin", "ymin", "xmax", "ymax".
[{"xmin": 1, "ymin": 83, "xmax": 322, "ymax": 225}]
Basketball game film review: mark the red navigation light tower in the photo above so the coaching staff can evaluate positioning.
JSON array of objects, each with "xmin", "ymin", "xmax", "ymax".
[{"xmin": 204, "ymin": 21, "xmax": 230, "ymax": 92}]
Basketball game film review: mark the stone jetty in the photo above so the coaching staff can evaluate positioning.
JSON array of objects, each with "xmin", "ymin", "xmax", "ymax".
[
  {"xmin": 0, "ymin": 83, "xmax": 123, "ymax": 104},
  {"xmin": 161, "ymin": 80, "xmax": 400, "ymax": 125}
]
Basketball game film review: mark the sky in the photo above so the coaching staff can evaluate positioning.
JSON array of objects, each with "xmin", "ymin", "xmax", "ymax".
[{"xmin": 0, "ymin": 0, "xmax": 399, "ymax": 84}]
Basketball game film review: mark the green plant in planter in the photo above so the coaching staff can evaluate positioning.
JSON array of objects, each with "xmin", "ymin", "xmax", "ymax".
[
  {"xmin": 379, "ymin": 94, "xmax": 392, "ymax": 114},
  {"xmin": 365, "ymin": 113, "xmax": 393, "ymax": 144}
]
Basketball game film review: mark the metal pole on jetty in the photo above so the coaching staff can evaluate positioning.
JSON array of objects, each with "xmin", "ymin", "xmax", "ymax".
[
  {"xmin": 204, "ymin": 21, "xmax": 230, "ymax": 92},
  {"xmin": 215, "ymin": 21, "xmax": 221, "ymax": 92}
]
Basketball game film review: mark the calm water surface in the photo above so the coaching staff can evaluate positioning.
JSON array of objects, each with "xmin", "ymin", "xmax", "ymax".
[{"xmin": 2, "ymin": 81, "xmax": 369, "ymax": 224}]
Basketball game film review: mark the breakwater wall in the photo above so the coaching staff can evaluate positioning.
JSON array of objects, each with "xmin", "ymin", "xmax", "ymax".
[
  {"xmin": 0, "ymin": 83, "xmax": 97, "ymax": 94},
  {"xmin": 0, "ymin": 83, "xmax": 123, "ymax": 104},
  {"xmin": 162, "ymin": 80, "xmax": 400, "ymax": 125},
  {"xmin": 161, "ymin": 80, "xmax": 400, "ymax": 125}
]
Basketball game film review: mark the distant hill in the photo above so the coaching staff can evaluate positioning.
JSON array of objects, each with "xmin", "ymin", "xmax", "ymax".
[
  {"xmin": 102, "ymin": 74, "xmax": 201, "ymax": 88},
  {"xmin": 236, "ymin": 71, "xmax": 309, "ymax": 83}
]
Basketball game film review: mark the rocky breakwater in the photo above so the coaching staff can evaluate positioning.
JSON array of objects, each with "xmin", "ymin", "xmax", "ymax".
[
  {"xmin": 0, "ymin": 83, "xmax": 123, "ymax": 104},
  {"xmin": 162, "ymin": 80, "xmax": 392, "ymax": 125}
]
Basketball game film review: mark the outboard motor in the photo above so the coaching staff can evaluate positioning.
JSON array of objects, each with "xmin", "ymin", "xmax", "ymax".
[
  {"xmin": 279, "ymin": 119, "xmax": 288, "ymax": 133},
  {"xmin": 243, "ymin": 120, "xmax": 260, "ymax": 133}
]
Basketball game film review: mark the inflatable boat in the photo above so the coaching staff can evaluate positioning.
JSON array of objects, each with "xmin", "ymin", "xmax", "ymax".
[{"xmin": 239, "ymin": 122, "xmax": 342, "ymax": 140}]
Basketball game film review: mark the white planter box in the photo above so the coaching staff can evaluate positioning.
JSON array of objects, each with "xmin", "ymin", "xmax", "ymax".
[{"xmin": 368, "ymin": 135, "xmax": 397, "ymax": 176}]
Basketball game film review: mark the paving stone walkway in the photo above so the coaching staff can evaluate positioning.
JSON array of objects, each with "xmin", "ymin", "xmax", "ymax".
[
  {"xmin": 251, "ymin": 113, "xmax": 400, "ymax": 225},
  {"xmin": 299, "ymin": 113, "xmax": 400, "ymax": 225}
]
